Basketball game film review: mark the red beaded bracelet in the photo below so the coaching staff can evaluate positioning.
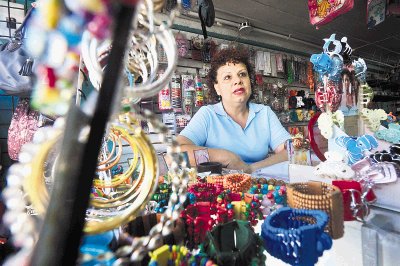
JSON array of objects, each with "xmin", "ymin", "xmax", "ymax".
[{"xmin": 188, "ymin": 183, "xmax": 224, "ymax": 202}]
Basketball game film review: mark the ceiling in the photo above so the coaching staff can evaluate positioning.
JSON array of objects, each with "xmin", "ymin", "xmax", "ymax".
[{"xmin": 209, "ymin": 0, "xmax": 400, "ymax": 76}]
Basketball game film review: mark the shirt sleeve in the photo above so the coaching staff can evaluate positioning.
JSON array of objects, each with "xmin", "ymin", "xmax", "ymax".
[
  {"xmin": 267, "ymin": 107, "xmax": 291, "ymax": 151},
  {"xmin": 179, "ymin": 106, "xmax": 209, "ymax": 146}
]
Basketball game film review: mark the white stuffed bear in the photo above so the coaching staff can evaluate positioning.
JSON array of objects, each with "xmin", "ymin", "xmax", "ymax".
[{"xmin": 314, "ymin": 151, "xmax": 355, "ymax": 180}]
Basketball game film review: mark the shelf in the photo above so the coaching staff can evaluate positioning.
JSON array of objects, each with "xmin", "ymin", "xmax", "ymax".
[
  {"xmin": 286, "ymin": 84, "xmax": 309, "ymax": 88},
  {"xmin": 373, "ymin": 95, "xmax": 400, "ymax": 102},
  {"xmin": 282, "ymin": 121, "xmax": 310, "ymax": 127}
]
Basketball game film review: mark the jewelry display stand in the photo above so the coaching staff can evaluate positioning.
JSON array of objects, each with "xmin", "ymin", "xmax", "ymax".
[{"xmin": 30, "ymin": 5, "xmax": 136, "ymax": 265}]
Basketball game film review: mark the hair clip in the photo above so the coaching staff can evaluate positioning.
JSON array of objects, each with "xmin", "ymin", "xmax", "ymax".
[
  {"xmin": 359, "ymin": 84, "xmax": 374, "ymax": 108},
  {"xmin": 336, "ymin": 135, "xmax": 378, "ymax": 165},
  {"xmin": 360, "ymin": 108, "xmax": 387, "ymax": 132},
  {"xmin": 310, "ymin": 53, "xmax": 332, "ymax": 75},
  {"xmin": 317, "ymin": 110, "xmax": 344, "ymax": 139},
  {"xmin": 375, "ymin": 123, "xmax": 400, "ymax": 143},
  {"xmin": 323, "ymin": 34, "xmax": 343, "ymax": 60},
  {"xmin": 314, "ymin": 151, "xmax": 355, "ymax": 180},
  {"xmin": 353, "ymin": 58, "xmax": 367, "ymax": 83}
]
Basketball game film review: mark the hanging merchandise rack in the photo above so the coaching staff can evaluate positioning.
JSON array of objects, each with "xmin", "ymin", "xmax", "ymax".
[{"xmin": 2, "ymin": 0, "xmax": 188, "ymax": 265}]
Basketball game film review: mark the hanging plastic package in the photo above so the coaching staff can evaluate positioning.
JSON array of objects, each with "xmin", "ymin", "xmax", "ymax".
[
  {"xmin": 0, "ymin": 8, "xmax": 35, "ymax": 97},
  {"xmin": 308, "ymin": 0, "xmax": 354, "ymax": 28},
  {"xmin": 198, "ymin": 0, "xmax": 215, "ymax": 39}
]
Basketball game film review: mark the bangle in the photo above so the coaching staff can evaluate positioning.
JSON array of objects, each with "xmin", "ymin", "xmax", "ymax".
[
  {"xmin": 201, "ymin": 220, "xmax": 266, "ymax": 266},
  {"xmin": 286, "ymin": 181, "xmax": 344, "ymax": 239},
  {"xmin": 261, "ymin": 207, "xmax": 332, "ymax": 266},
  {"xmin": 223, "ymin": 173, "xmax": 252, "ymax": 193}
]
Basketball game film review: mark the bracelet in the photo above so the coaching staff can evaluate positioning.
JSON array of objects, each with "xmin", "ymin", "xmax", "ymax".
[
  {"xmin": 149, "ymin": 244, "xmax": 216, "ymax": 266},
  {"xmin": 201, "ymin": 220, "xmax": 266, "ymax": 266},
  {"xmin": 223, "ymin": 173, "xmax": 252, "ymax": 193},
  {"xmin": 261, "ymin": 207, "xmax": 332, "ymax": 266},
  {"xmin": 286, "ymin": 181, "xmax": 344, "ymax": 239},
  {"xmin": 206, "ymin": 175, "xmax": 225, "ymax": 186},
  {"xmin": 118, "ymin": 214, "xmax": 185, "ymax": 248},
  {"xmin": 180, "ymin": 202, "xmax": 216, "ymax": 248},
  {"xmin": 188, "ymin": 182, "xmax": 224, "ymax": 203}
]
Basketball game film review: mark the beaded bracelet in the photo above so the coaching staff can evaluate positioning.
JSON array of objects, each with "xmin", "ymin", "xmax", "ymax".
[
  {"xmin": 261, "ymin": 207, "xmax": 332, "ymax": 266},
  {"xmin": 223, "ymin": 173, "xmax": 252, "ymax": 193},
  {"xmin": 179, "ymin": 202, "xmax": 215, "ymax": 248},
  {"xmin": 188, "ymin": 183, "xmax": 224, "ymax": 202},
  {"xmin": 148, "ymin": 244, "xmax": 217, "ymax": 266},
  {"xmin": 286, "ymin": 181, "xmax": 344, "ymax": 239},
  {"xmin": 201, "ymin": 220, "xmax": 266, "ymax": 266},
  {"xmin": 206, "ymin": 175, "xmax": 225, "ymax": 186}
]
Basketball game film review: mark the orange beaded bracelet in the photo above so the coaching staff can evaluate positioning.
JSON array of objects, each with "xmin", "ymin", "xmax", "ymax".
[{"xmin": 223, "ymin": 173, "xmax": 252, "ymax": 193}]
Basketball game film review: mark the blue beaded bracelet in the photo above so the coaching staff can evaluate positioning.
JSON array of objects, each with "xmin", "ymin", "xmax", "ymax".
[{"xmin": 261, "ymin": 207, "xmax": 332, "ymax": 266}]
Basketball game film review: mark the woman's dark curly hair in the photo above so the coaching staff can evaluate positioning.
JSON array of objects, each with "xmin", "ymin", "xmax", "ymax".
[{"xmin": 206, "ymin": 47, "xmax": 255, "ymax": 103}]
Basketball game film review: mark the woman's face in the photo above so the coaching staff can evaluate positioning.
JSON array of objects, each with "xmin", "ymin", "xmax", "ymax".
[
  {"xmin": 343, "ymin": 74, "xmax": 351, "ymax": 91},
  {"xmin": 214, "ymin": 62, "xmax": 251, "ymax": 105}
]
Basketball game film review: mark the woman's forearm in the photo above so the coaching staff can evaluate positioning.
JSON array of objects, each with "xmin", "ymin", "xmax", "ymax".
[
  {"xmin": 248, "ymin": 149, "xmax": 288, "ymax": 173},
  {"xmin": 179, "ymin": 143, "xmax": 248, "ymax": 170}
]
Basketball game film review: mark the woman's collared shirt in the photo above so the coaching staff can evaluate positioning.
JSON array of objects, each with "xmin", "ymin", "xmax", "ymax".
[{"xmin": 179, "ymin": 102, "xmax": 291, "ymax": 164}]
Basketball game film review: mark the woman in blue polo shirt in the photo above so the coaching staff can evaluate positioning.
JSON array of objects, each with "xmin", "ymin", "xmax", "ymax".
[{"xmin": 177, "ymin": 47, "xmax": 291, "ymax": 173}]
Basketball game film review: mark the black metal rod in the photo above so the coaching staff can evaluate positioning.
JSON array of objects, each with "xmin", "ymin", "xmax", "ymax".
[{"xmin": 30, "ymin": 5, "xmax": 136, "ymax": 266}]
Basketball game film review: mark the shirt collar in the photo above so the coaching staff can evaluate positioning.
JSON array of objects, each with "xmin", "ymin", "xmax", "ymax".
[{"xmin": 213, "ymin": 102, "xmax": 263, "ymax": 116}]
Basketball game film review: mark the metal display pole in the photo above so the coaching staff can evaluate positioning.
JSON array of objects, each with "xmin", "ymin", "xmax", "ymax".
[{"xmin": 30, "ymin": 4, "xmax": 136, "ymax": 265}]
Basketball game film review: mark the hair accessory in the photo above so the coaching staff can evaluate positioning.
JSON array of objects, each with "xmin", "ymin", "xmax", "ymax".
[
  {"xmin": 353, "ymin": 58, "xmax": 367, "ymax": 83},
  {"xmin": 328, "ymin": 55, "xmax": 343, "ymax": 82},
  {"xmin": 335, "ymin": 135, "xmax": 378, "ymax": 165},
  {"xmin": 175, "ymin": 32, "xmax": 189, "ymax": 57},
  {"xmin": 286, "ymin": 182, "xmax": 344, "ymax": 239},
  {"xmin": 314, "ymin": 151, "xmax": 355, "ymax": 179},
  {"xmin": 370, "ymin": 150, "xmax": 400, "ymax": 167},
  {"xmin": 202, "ymin": 220, "xmax": 266, "ymax": 266},
  {"xmin": 359, "ymin": 84, "xmax": 374, "ymax": 108},
  {"xmin": 315, "ymin": 80, "xmax": 342, "ymax": 112},
  {"xmin": 261, "ymin": 207, "xmax": 332, "ymax": 266},
  {"xmin": 317, "ymin": 110, "xmax": 344, "ymax": 139},
  {"xmin": 307, "ymin": 62, "xmax": 315, "ymax": 92},
  {"xmin": 375, "ymin": 123, "xmax": 400, "ymax": 143},
  {"xmin": 310, "ymin": 53, "xmax": 332, "ymax": 75},
  {"xmin": 323, "ymin": 34, "xmax": 343, "ymax": 60},
  {"xmin": 360, "ymin": 108, "xmax": 387, "ymax": 132}
]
